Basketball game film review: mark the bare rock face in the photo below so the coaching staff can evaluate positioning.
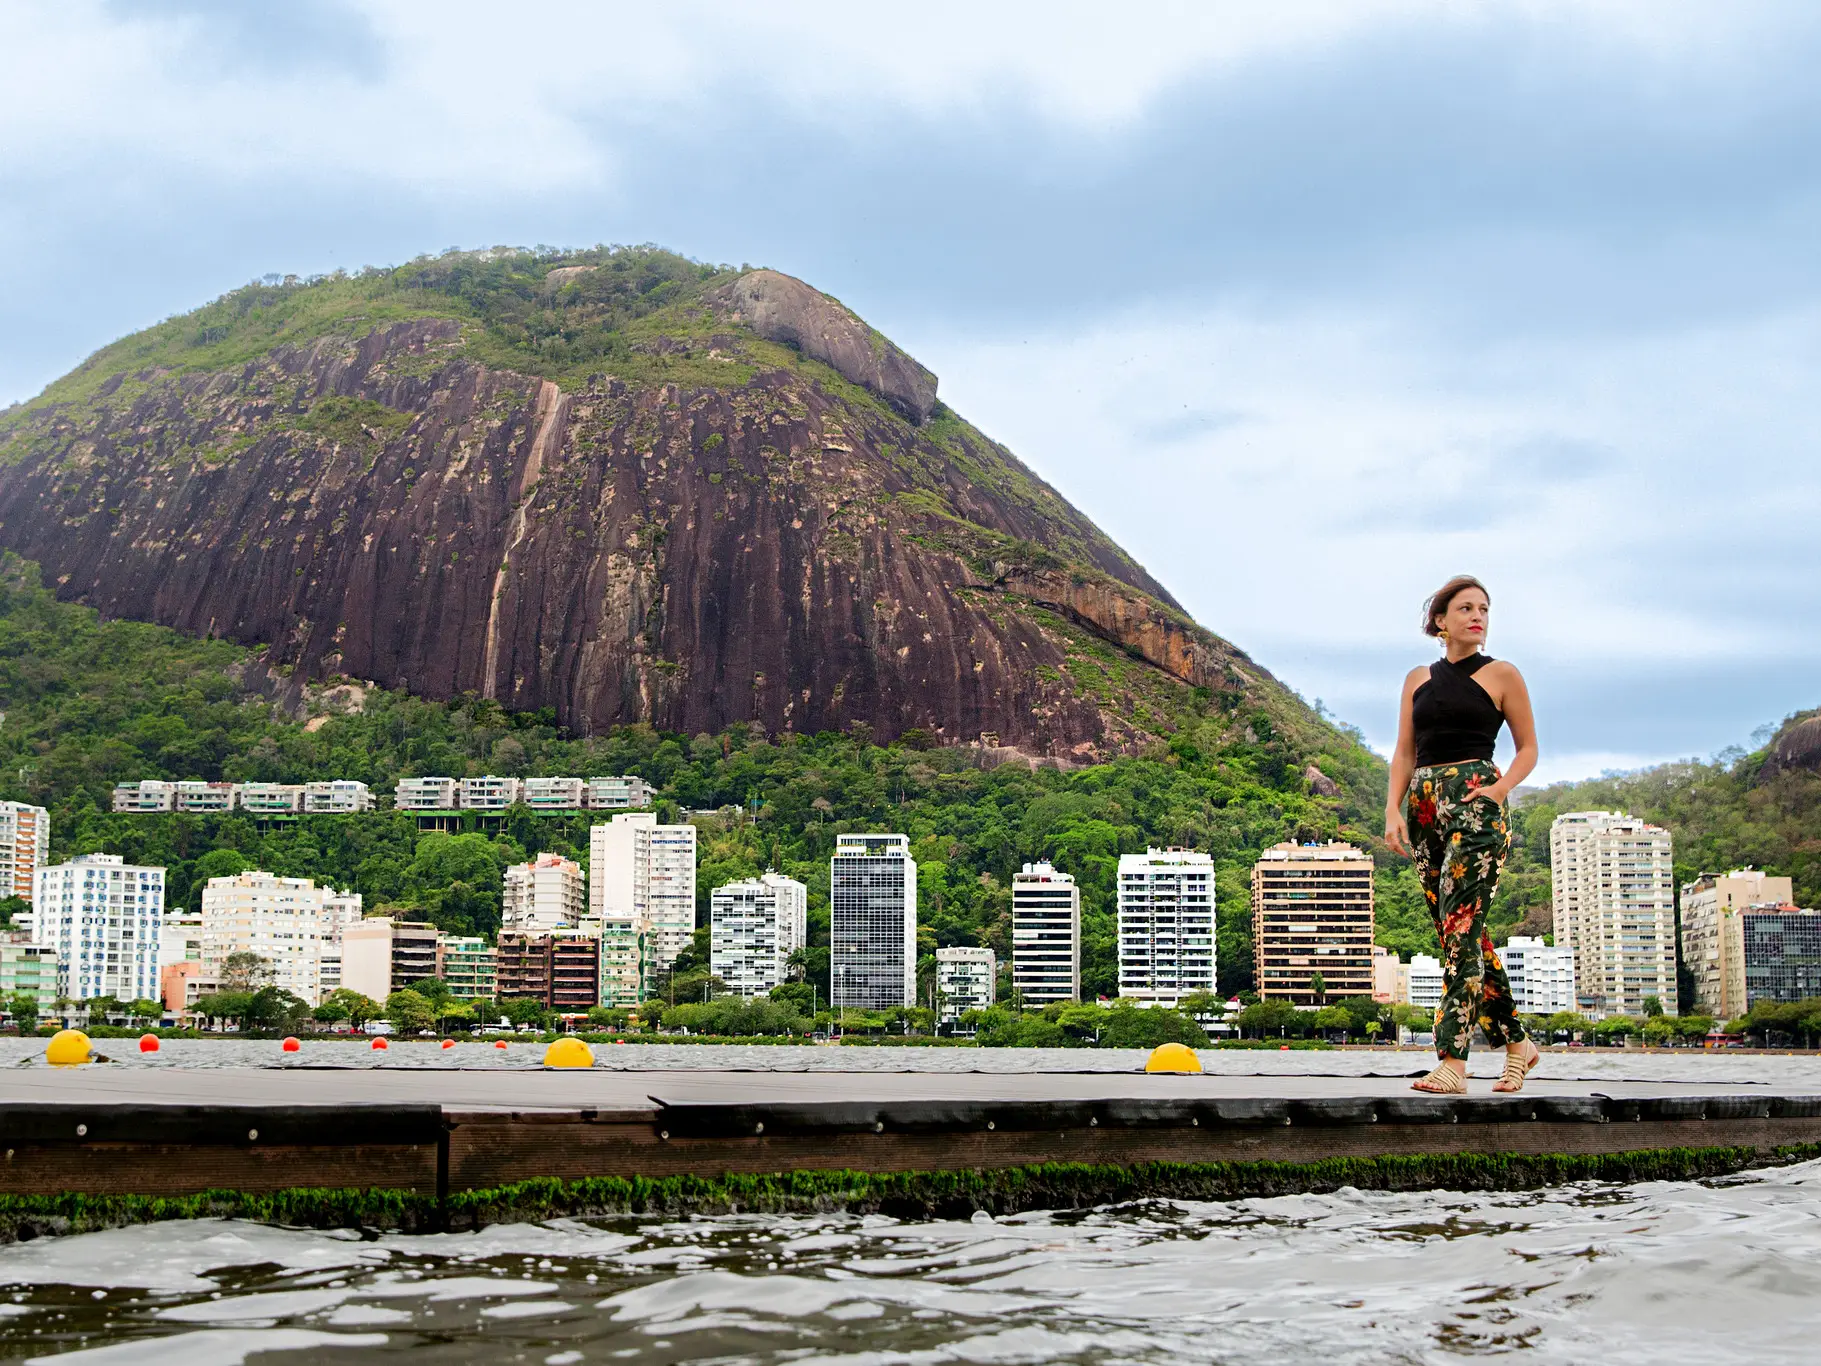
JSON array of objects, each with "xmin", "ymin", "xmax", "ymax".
[
  {"xmin": 0, "ymin": 284, "xmax": 1301, "ymax": 761},
  {"xmin": 1762, "ymin": 714, "xmax": 1821, "ymax": 778},
  {"xmin": 709, "ymin": 270, "xmax": 939, "ymax": 424},
  {"xmin": 1304, "ymin": 764, "xmax": 1342, "ymax": 797}
]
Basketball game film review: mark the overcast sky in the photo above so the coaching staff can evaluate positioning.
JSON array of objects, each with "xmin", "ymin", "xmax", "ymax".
[{"xmin": 4, "ymin": 0, "xmax": 1817, "ymax": 782}]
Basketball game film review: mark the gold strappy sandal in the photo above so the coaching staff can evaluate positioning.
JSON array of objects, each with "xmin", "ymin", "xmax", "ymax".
[
  {"xmin": 1411, "ymin": 1062, "xmax": 1467, "ymax": 1094},
  {"xmin": 1492, "ymin": 1042, "xmax": 1541, "ymax": 1093}
]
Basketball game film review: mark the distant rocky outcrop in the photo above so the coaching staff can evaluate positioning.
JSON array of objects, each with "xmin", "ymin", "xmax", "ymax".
[
  {"xmin": 709, "ymin": 270, "xmax": 938, "ymax": 424},
  {"xmin": 0, "ymin": 249, "xmax": 1333, "ymax": 763},
  {"xmin": 1761, "ymin": 714, "xmax": 1821, "ymax": 779}
]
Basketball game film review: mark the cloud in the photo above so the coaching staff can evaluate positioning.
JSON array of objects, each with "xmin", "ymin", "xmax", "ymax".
[{"xmin": 2, "ymin": 0, "xmax": 1818, "ymax": 778}]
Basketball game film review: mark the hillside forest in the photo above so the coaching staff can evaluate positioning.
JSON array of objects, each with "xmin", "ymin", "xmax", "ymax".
[{"xmin": 0, "ymin": 555, "xmax": 1815, "ymax": 1006}]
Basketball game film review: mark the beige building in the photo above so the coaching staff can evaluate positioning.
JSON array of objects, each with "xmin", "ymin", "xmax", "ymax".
[
  {"xmin": 1370, "ymin": 944, "xmax": 1399, "ymax": 1003},
  {"xmin": 199, "ymin": 871, "xmax": 361, "ymax": 1005},
  {"xmin": 1681, "ymin": 869, "xmax": 1793, "ymax": 1020},
  {"xmin": 1551, "ymin": 811, "xmax": 1676, "ymax": 1017},
  {"xmin": 339, "ymin": 917, "xmax": 441, "ymax": 1003},
  {"xmin": 0, "ymin": 802, "xmax": 49, "ymax": 905},
  {"xmin": 1252, "ymin": 841, "xmax": 1375, "ymax": 1005},
  {"xmin": 502, "ymin": 853, "xmax": 585, "ymax": 933}
]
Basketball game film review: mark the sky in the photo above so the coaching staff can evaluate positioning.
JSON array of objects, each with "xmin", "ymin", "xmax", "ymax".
[{"xmin": 3, "ymin": 0, "xmax": 1818, "ymax": 784}]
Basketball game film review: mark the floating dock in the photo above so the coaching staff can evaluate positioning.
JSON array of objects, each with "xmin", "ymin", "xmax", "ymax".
[{"xmin": 2, "ymin": 1065, "xmax": 1819, "ymax": 1234}]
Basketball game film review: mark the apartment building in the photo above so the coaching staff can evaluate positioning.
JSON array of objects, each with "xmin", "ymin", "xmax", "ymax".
[
  {"xmin": 830, "ymin": 833, "xmax": 918, "ymax": 1011},
  {"xmin": 586, "ymin": 775, "xmax": 653, "ymax": 810},
  {"xmin": 0, "ymin": 801, "xmax": 49, "ymax": 905},
  {"xmin": 522, "ymin": 777, "xmax": 587, "ymax": 810},
  {"xmin": 1501, "ymin": 935, "xmax": 1576, "ymax": 1014},
  {"xmin": 1681, "ymin": 869, "xmax": 1793, "ymax": 1020},
  {"xmin": 590, "ymin": 812, "xmax": 698, "ymax": 971},
  {"xmin": 236, "ymin": 783, "xmax": 305, "ymax": 815},
  {"xmin": 1371, "ymin": 945, "xmax": 1399, "ymax": 1003},
  {"xmin": 0, "ymin": 938, "xmax": 56, "ymax": 1015},
  {"xmin": 936, "ymin": 945, "xmax": 996, "ymax": 1025},
  {"xmin": 1252, "ymin": 841, "xmax": 1375, "ymax": 1005},
  {"xmin": 709, "ymin": 872, "xmax": 809, "ymax": 997},
  {"xmin": 199, "ymin": 871, "xmax": 362, "ymax": 1006},
  {"xmin": 305, "ymin": 780, "xmax": 374, "ymax": 813},
  {"xmin": 1012, "ymin": 861, "xmax": 1079, "ymax": 1006},
  {"xmin": 1404, "ymin": 952, "xmax": 1444, "ymax": 1012},
  {"xmin": 496, "ymin": 931, "xmax": 601, "ymax": 1013},
  {"xmin": 394, "ymin": 777, "xmax": 459, "ymax": 811},
  {"xmin": 339, "ymin": 917, "xmax": 439, "ymax": 1002},
  {"xmin": 1551, "ymin": 811, "xmax": 1677, "ymax": 1017},
  {"xmin": 112, "ymin": 781, "xmax": 176, "ymax": 813},
  {"xmin": 502, "ymin": 853, "xmax": 585, "ymax": 933},
  {"xmin": 1117, "ymin": 847, "xmax": 1215, "ymax": 1007},
  {"xmin": 459, "ymin": 775, "xmax": 521, "ymax": 811},
  {"xmin": 34, "ymin": 853, "xmax": 165, "ymax": 1003},
  {"xmin": 437, "ymin": 935, "xmax": 498, "ymax": 1000},
  {"xmin": 172, "ymin": 781, "xmax": 237, "ymax": 813},
  {"xmin": 1742, "ymin": 906, "xmax": 1821, "ymax": 1007}
]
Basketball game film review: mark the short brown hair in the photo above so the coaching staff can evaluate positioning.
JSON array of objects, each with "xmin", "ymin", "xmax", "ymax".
[{"xmin": 1423, "ymin": 575, "xmax": 1489, "ymax": 637}]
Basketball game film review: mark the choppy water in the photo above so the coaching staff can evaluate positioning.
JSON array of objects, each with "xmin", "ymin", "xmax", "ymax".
[
  {"xmin": 1, "ymin": 1160, "xmax": 1818, "ymax": 1364},
  {"xmin": 6, "ymin": 1037, "xmax": 1821, "ymax": 1086}
]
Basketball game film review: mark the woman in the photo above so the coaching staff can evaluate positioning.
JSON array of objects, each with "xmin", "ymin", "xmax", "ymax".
[{"xmin": 1385, "ymin": 575, "xmax": 1542, "ymax": 1094}]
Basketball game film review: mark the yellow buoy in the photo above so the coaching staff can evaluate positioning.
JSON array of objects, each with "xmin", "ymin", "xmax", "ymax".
[
  {"xmin": 1144, "ymin": 1042, "xmax": 1202, "ymax": 1074},
  {"xmin": 46, "ymin": 1029, "xmax": 93, "ymax": 1067},
  {"xmin": 543, "ymin": 1037, "xmax": 595, "ymax": 1069}
]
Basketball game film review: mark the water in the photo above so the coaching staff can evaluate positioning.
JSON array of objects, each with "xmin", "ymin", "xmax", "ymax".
[
  {"xmin": 7, "ymin": 1037, "xmax": 1821, "ymax": 1085},
  {"xmin": 1, "ymin": 1161, "xmax": 1818, "ymax": 1363},
  {"xmin": 4, "ymin": 1044, "xmax": 1818, "ymax": 1359}
]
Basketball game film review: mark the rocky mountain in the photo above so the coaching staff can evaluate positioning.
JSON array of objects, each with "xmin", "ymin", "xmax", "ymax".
[{"xmin": 0, "ymin": 247, "xmax": 1334, "ymax": 764}]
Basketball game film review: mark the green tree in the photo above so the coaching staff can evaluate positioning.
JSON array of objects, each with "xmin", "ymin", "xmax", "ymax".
[
  {"xmin": 318, "ymin": 988, "xmax": 380, "ymax": 1027},
  {"xmin": 0, "ymin": 895, "xmax": 28, "ymax": 929},
  {"xmin": 4, "ymin": 992, "xmax": 40, "ymax": 1031},
  {"xmin": 189, "ymin": 848, "xmax": 255, "ymax": 908},
  {"xmin": 1642, "ymin": 995, "xmax": 1665, "ymax": 1018},
  {"xmin": 219, "ymin": 951, "xmax": 273, "ymax": 992},
  {"xmin": 385, "ymin": 988, "xmax": 435, "ymax": 1033}
]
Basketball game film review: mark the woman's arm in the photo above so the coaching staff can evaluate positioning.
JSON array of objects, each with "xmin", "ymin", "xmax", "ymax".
[
  {"xmin": 1479, "ymin": 664, "xmax": 1537, "ymax": 803},
  {"xmin": 1384, "ymin": 667, "xmax": 1425, "ymax": 856}
]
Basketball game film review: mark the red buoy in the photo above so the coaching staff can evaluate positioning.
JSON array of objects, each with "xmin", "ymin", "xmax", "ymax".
[
  {"xmin": 440, "ymin": 1039, "xmax": 455, "ymax": 1050},
  {"xmin": 494, "ymin": 1040, "xmax": 508, "ymax": 1050},
  {"xmin": 371, "ymin": 1036, "xmax": 388, "ymax": 1051},
  {"xmin": 281, "ymin": 1036, "xmax": 301, "ymax": 1052},
  {"xmin": 138, "ymin": 1033, "xmax": 160, "ymax": 1053}
]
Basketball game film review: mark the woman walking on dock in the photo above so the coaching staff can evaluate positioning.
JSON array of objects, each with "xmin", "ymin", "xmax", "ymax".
[{"xmin": 1385, "ymin": 575, "xmax": 1542, "ymax": 1094}]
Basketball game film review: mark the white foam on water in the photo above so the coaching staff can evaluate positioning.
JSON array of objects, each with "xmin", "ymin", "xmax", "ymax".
[{"xmin": 26, "ymin": 1328, "xmax": 387, "ymax": 1364}]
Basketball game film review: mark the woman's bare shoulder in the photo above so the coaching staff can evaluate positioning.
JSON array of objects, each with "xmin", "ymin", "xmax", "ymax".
[
  {"xmin": 1481, "ymin": 658, "xmax": 1526, "ymax": 683},
  {"xmin": 1402, "ymin": 664, "xmax": 1431, "ymax": 693}
]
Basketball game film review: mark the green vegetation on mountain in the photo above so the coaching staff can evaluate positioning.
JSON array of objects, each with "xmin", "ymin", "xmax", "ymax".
[{"xmin": 0, "ymin": 554, "xmax": 1383, "ymax": 998}]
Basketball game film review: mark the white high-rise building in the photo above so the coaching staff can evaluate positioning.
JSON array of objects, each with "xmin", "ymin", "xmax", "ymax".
[
  {"xmin": 502, "ymin": 853, "xmax": 585, "ymax": 933},
  {"xmin": 710, "ymin": 872, "xmax": 809, "ymax": 997},
  {"xmin": 589, "ymin": 813, "xmax": 698, "ymax": 972},
  {"xmin": 199, "ymin": 870, "xmax": 362, "ymax": 1006},
  {"xmin": 0, "ymin": 802, "xmax": 50, "ymax": 906},
  {"xmin": 1404, "ymin": 952, "xmax": 1444, "ymax": 1012},
  {"xmin": 1681, "ymin": 869, "xmax": 1793, "ymax": 1021},
  {"xmin": 830, "ymin": 833, "xmax": 917, "ymax": 1011},
  {"xmin": 1012, "ymin": 862, "xmax": 1079, "ymax": 1006},
  {"xmin": 1551, "ymin": 811, "xmax": 1677, "ymax": 1017},
  {"xmin": 936, "ymin": 945, "xmax": 996, "ymax": 1025},
  {"xmin": 35, "ymin": 853, "xmax": 165, "ymax": 1003},
  {"xmin": 1501, "ymin": 935, "xmax": 1577, "ymax": 1015},
  {"xmin": 1116, "ymin": 847, "xmax": 1215, "ymax": 1007}
]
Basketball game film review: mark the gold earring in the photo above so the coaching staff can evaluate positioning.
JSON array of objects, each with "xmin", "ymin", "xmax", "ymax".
[{"xmin": 1440, "ymin": 627, "xmax": 1450, "ymax": 643}]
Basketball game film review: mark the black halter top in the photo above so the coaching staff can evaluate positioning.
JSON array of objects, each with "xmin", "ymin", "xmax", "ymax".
[{"xmin": 1412, "ymin": 652, "xmax": 1505, "ymax": 767}]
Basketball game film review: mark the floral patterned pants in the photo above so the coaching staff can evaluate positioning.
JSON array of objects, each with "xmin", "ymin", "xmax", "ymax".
[{"xmin": 1406, "ymin": 759, "xmax": 1526, "ymax": 1060}]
